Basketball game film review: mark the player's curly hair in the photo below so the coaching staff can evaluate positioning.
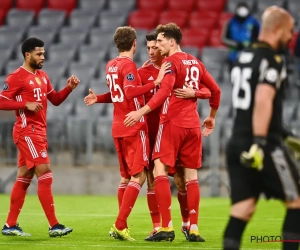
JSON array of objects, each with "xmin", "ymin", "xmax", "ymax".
[
  {"xmin": 156, "ymin": 23, "xmax": 182, "ymax": 44},
  {"xmin": 21, "ymin": 37, "xmax": 44, "ymax": 58},
  {"xmin": 114, "ymin": 26, "xmax": 137, "ymax": 52},
  {"xmin": 146, "ymin": 33, "xmax": 157, "ymax": 42}
]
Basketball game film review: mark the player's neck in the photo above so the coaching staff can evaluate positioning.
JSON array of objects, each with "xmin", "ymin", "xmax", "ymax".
[
  {"xmin": 22, "ymin": 63, "xmax": 36, "ymax": 74},
  {"xmin": 258, "ymin": 34, "xmax": 278, "ymax": 50},
  {"xmin": 154, "ymin": 60, "xmax": 163, "ymax": 68},
  {"xmin": 168, "ymin": 46, "xmax": 182, "ymax": 56},
  {"xmin": 119, "ymin": 52, "xmax": 133, "ymax": 60}
]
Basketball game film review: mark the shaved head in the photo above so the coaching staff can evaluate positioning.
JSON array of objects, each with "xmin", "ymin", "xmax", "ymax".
[
  {"xmin": 259, "ymin": 6, "xmax": 294, "ymax": 51},
  {"xmin": 261, "ymin": 6, "xmax": 293, "ymax": 31}
]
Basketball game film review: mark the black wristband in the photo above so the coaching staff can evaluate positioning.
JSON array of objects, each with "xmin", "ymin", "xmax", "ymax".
[{"xmin": 254, "ymin": 136, "xmax": 267, "ymax": 146}]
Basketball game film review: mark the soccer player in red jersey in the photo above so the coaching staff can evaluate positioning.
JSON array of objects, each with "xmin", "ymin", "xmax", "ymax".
[
  {"xmin": 84, "ymin": 26, "xmax": 170, "ymax": 241},
  {"xmin": 0, "ymin": 38, "xmax": 80, "ymax": 237},
  {"xmin": 139, "ymin": 33, "xmax": 212, "ymax": 241},
  {"xmin": 124, "ymin": 23, "xmax": 221, "ymax": 242}
]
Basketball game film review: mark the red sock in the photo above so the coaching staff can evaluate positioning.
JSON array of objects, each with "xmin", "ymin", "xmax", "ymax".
[
  {"xmin": 115, "ymin": 181, "xmax": 141, "ymax": 230},
  {"xmin": 177, "ymin": 191, "xmax": 190, "ymax": 226},
  {"xmin": 147, "ymin": 189, "xmax": 160, "ymax": 228},
  {"xmin": 118, "ymin": 183, "xmax": 127, "ymax": 209},
  {"xmin": 154, "ymin": 176, "xmax": 172, "ymax": 228},
  {"xmin": 186, "ymin": 180, "xmax": 200, "ymax": 231},
  {"xmin": 37, "ymin": 172, "xmax": 59, "ymax": 227},
  {"xmin": 6, "ymin": 176, "xmax": 32, "ymax": 227}
]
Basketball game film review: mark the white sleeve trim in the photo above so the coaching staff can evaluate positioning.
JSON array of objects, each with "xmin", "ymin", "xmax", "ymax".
[
  {"xmin": 47, "ymin": 89, "xmax": 54, "ymax": 95},
  {"xmin": 0, "ymin": 94, "xmax": 12, "ymax": 100}
]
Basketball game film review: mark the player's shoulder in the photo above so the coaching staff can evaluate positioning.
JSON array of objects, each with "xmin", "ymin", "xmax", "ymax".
[
  {"xmin": 6, "ymin": 67, "xmax": 23, "ymax": 81},
  {"xmin": 250, "ymin": 42, "xmax": 279, "ymax": 59},
  {"xmin": 36, "ymin": 69, "xmax": 49, "ymax": 77},
  {"xmin": 138, "ymin": 63, "xmax": 156, "ymax": 73},
  {"xmin": 242, "ymin": 42, "xmax": 283, "ymax": 68}
]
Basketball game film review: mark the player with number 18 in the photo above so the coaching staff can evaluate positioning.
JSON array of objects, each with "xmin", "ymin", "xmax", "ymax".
[{"xmin": 124, "ymin": 23, "xmax": 221, "ymax": 242}]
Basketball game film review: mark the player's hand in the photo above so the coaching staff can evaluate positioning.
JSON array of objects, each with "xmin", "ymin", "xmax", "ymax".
[
  {"xmin": 124, "ymin": 110, "xmax": 143, "ymax": 127},
  {"xmin": 84, "ymin": 88, "xmax": 97, "ymax": 106},
  {"xmin": 240, "ymin": 144, "xmax": 264, "ymax": 171},
  {"xmin": 154, "ymin": 62, "xmax": 171, "ymax": 86},
  {"xmin": 202, "ymin": 116, "xmax": 215, "ymax": 137},
  {"xmin": 285, "ymin": 136, "xmax": 300, "ymax": 160},
  {"xmin": 67, "ymin": 75, "xmax": 80, "ymax": 90},
  {"xmin": 141, "ymin": 59, "xmax": 151, "ymax": 68},
  {"xmin": 174, "ymin": 83, "xmax": 196, "ymax": 98},
  {"xmin": 25, "ymin": 102, "xmax": 43, "ymax": 112}
]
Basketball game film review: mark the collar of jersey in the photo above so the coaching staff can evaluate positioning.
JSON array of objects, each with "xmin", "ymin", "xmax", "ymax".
[
  {"xmin": 252, "ymin": 41, "xmax": 274, "ymax": 51},
  {"xmin": 20, "ymin": 66, "xmax": 37, "ymax": 75},
  {"xmin": 118, "ymin": 56, "xmax": 133, "ymax": 61}
]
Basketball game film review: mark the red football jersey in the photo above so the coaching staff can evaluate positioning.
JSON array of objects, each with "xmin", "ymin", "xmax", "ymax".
[
  {"xmin": 148, "ymin": 52, "xmax": 220, "ymax": 128},
  {"xmin": 0, "ymin": 67, "xmax": 54, "ymax": 137},
  {"xmin": 138, "ymin": 64, "xmax": 160, "ymax": 140},
  {"xmin": 106, "ymin": 56, "xmax": 147, "ymax": 137}
]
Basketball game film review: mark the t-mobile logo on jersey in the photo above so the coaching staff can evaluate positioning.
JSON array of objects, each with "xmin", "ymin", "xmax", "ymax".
[{"xmin": 33, "ymin": 88, "xmax": 42, "ymax": 101}]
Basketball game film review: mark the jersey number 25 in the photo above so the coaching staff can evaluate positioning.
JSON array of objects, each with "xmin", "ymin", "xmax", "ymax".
[
  {"xmin": 106, "ymin": 74, "xmax": 124, "ymax": 102},
  {"xmin": 231, "ymin": 66, "xmax": 252, "ymax": 110}
]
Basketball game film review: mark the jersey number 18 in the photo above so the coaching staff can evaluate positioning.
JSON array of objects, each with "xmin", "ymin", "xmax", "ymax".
[{"xmin": 183, "ymin": 66, "xmax": 200, "ymax": 90}]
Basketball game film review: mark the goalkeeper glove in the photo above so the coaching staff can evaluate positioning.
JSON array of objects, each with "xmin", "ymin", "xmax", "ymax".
[
  {"xmin": 285, "ymin": 136, "xmax": 300, "ymax": 160},
  {"xmin": 240, "ymin": 137, "xmax": 266, "ymax": 171}
]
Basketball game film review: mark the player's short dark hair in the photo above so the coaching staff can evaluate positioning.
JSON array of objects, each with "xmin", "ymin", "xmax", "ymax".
[
  {"xmin": 114, "ymin": 26, "xmax": 137, "ymax": 52},
  {"xmin": 146, "ymin": 33, "xmax": 157, "ymax": 42},
  {"xmin": 21, "ymin": 37, "xmax": 44, "ymax": 58},
  {"xmin": 156, "ymin": 23, "xmax": 182, "ymax": 44}
]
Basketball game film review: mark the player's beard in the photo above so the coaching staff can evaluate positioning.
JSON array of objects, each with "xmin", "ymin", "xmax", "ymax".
[
  {"xmin": 277, "ymin": 38, "xmax": 290, "ymax": 54},
  {"xmin": 29, "ymin": 56, "xmax": 43, "ymax": 69}
]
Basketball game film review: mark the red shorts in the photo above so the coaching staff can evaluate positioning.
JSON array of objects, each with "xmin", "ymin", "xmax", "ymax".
[
  {"xmin": 14, "ymin": 135, "xmax": 50, "ymax": 169},
  {"xmin": 152, "ymin": 121, "xmax": 202, "ymax": 170},
  {"xmin": 114, "ymin": 130, "xmax": 149, "ymax": 179}
]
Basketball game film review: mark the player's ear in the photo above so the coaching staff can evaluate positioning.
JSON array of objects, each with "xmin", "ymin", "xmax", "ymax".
[{"xmin": 25, "ymin": 52, "xmax": 31, "ymax": 60}]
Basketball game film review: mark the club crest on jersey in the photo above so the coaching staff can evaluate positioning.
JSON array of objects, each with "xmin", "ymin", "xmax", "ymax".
[
  {"xmin": 40, "ymin": 149, "xmax": 47, "ymax": 158},
  {"xmin": 265, "ymin": 68, "xmax": 278, "ymax": 83},
  {"xmin": 3, "ymin": 82, "xmax": 8, "ymax": 91},
  {"xmin": 42, "ymin": 77, "xmax": 47, "ymax": 84},
  {"xmin": 126, "ymin": 74, "xmax": 135, "ymax": 81},
  {"xmin": 35, "ymin": 77, "xmax": 41, "ymax": 85}
]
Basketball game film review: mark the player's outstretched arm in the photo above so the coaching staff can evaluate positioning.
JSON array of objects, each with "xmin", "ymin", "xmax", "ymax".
[
  {"xmin": 124, "ymin": 62, "xmax": 171, "ymax": 100},
  {"xmin": 174, "ymin": 83, "xmax": 211, "ymax": 99},
  {"xmin": 124, "ymin": 73, "xmax": 175, "ymax": 127},
  {"xmin": 47, "ymin": 75, "xmax": 80, "ymax": 106},
  {"xmin": 84, "ymin": 89, "xmax": 112, "ymax": 106}
]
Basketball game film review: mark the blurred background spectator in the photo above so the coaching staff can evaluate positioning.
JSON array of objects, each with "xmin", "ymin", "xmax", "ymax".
[{"xmin": 222, "ymin": 1, "xmax": 260, "ymax": 70}]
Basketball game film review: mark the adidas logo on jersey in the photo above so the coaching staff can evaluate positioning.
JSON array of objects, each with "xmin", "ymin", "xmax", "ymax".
[
  {"xmin": 148, "ymin": 76, "xmax": 154, "ymax": 81},
  {"xmin": 29, "ymin": 80, "xmax": 34, "ymax": 85}
]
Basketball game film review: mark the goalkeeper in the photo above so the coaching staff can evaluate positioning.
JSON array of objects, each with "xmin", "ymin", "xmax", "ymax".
[{"xmin": 223, "ymin": 6, "xmax": 300, "ymax": 250}]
